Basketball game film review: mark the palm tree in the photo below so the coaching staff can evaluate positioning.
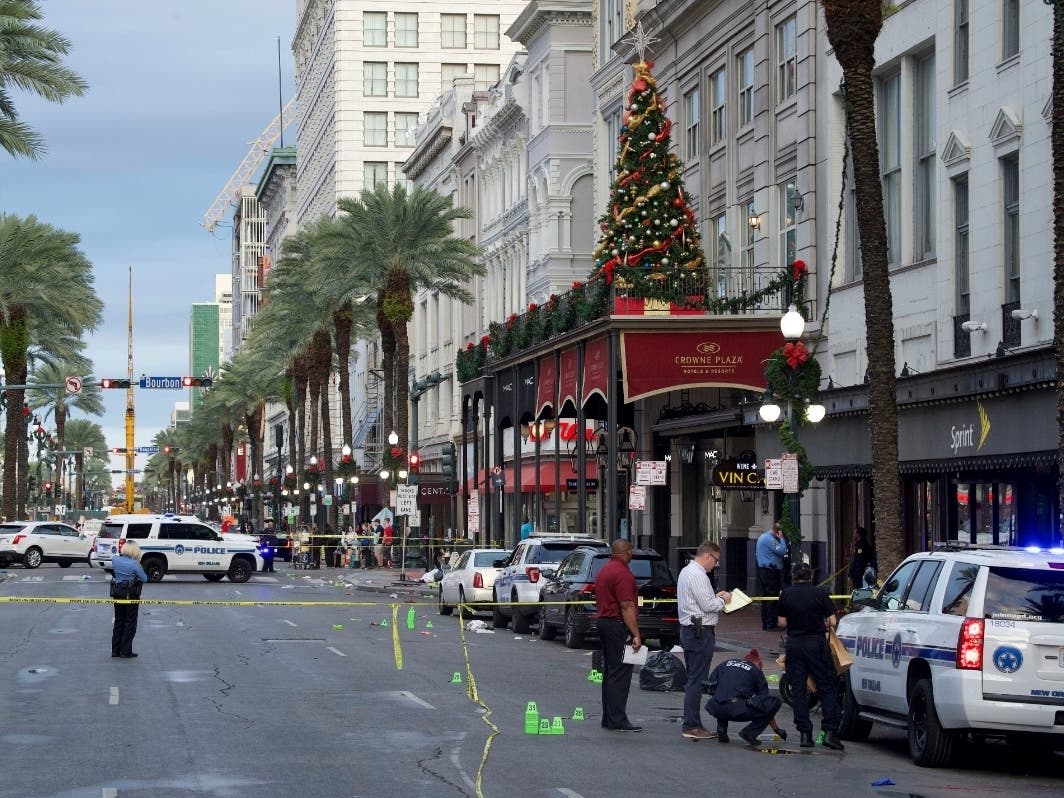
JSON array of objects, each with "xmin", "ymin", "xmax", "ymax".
[
  {"xmin": 329, "ymin": 184, "xmax": 483, "ymax": 456},
  {"xmin": 822, "ymin": 1, "xmax": 902, "ymax": 572},
  {"xmin": 0, "ymin": 213, "xmax": 102, "ymax": 520},
  {"xmin": 27, "ymin": 358, "xmax": 103, "ymax": 495},
  {"xmin": 62, "ymin": 417, "xmax": 105, "ymax": 510},
  {"xmin": 0, "ymin": 0, "xmax": 88, "ymax": 159}
]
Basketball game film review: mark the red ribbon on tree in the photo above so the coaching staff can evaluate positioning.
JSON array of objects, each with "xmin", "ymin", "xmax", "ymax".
[
  {"xmin": 783, "ymin": 341, "xmax": 809, "ymax": 370},
  {"xmin": 792, "ymin": 259, "xmax": 808, "ymax": 281}
]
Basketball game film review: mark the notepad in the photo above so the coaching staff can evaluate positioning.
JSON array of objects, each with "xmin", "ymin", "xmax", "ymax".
[
  {"xmin": 723, "ymin": 587, "xmax": 753, "ymax": 614},
  {"xmin": 623, "ymin": 644, "xmax": 649, "ymax": 666}
]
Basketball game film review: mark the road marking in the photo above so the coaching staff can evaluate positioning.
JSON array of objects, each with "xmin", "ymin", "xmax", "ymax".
[
  {"xmin": 109, "ymin": 687, "xmax": 119, "ymax": 706},
  {"xmin": 281, "ymin": 619, "xmax": 297, "ymax": 627},
  {"xmin": 398, "ymin": 690, "xmax": 435, "ymax": 709},
  {"xmin": 103, "ymin": 789, "xmax": 117, "ymax": 798},
  {"xmin": 254, "ymin": 576, "xmax": 279, "ymax": 583},
  {"xmin": 63, "ymin": 575, "xmax": 93, "ymax": 581},
  {"xmin": 556, "ymin": 790, "xmax": 584, "ymax": 798},
  {"xmin": 326, "ymin": 646, "xmax": 346, "ymax": 657}
]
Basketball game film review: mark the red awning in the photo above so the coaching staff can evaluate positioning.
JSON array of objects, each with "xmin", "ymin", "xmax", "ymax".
[{"xmin": 504, "ymin": 460, "xmax": 599, "ymax": 494}]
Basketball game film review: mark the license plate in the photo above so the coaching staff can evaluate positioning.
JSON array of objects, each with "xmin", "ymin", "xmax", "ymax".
[{"xmin": 637, "ymin": 596, "xmax": 644, "ymax": 607}]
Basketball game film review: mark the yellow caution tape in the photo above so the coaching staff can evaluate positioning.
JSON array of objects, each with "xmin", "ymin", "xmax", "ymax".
[
  {"xmin": 456, "ymin": 604, "xmax": 498, "ymax": 798},
  {"xmin": 391, "ymin": 603, "xmax": 403, "ymax": 671}
]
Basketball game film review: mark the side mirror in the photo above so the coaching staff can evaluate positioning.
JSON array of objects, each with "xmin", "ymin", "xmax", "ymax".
[
  {"xmin": 215, "ymin": 533, "xmax": 224, "ymax": 542},
  {"xmin": 849, "ymin": 588, "xmax": 876, "ymax": 608}
]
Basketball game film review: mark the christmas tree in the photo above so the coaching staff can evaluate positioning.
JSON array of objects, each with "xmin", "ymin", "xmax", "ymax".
[{"xmin": 592, "ymin": 59, "xmax": 704, "ymax": 300}]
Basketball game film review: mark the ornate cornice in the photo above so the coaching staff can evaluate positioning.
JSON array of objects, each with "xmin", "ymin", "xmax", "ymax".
[
  {"xmin": 508, "ymin": 1, "xmax": 593, "ymax": 46},
  {"xmin": 402, "ymin": 126, "xmax": 453, "ymax": 180}
]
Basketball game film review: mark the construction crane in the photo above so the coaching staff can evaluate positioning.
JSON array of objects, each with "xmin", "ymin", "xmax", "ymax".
[{"xmin": 201, "ymin": 96, "xmax": 296, "ymax": 234}]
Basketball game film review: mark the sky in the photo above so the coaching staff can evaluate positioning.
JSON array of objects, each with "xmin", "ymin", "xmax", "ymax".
[{"xmin": 2, "ymin": 2, "xmax": 296, "ymax": 485}]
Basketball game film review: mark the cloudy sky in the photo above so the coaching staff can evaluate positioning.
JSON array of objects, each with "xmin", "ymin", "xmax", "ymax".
[{"xmin": 2, "ymin": 2, "xmax": 296, "ymax": 484}]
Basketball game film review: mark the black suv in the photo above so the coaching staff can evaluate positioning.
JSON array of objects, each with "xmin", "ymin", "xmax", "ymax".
[{"xmin": 536, "ymin": 546, "xmax": 679, "ymax": 649}]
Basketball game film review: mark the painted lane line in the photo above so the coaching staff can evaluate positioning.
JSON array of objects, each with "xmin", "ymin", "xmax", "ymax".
[
  {"xmin": 556, "ymin": 790, "xmax": 585, "ymax": 798},
  {"xmin": 103, "ymin": 789, "xmax": 117, "ymax": 798},
  {"xmin": 326, "ymin": 646, "xmax": 346, "ymax": 657},
  {"xmin": 281, "ymin": 619, "xmax": 297, "ymax": 627},
  {"xmin": 398, "ymin": 690, "xmax": 435, "ymax": 709},
  {"xmin": 109, "ymin": 687, "xmax": 119, "ymax": 706}
]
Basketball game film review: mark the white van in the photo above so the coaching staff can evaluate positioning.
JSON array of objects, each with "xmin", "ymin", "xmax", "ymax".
[{"xmin": 93, "ymin": 513, "xmax": 262, "ymax": 583}]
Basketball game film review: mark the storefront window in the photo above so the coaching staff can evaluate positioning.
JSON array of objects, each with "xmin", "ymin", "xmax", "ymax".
[{"xmin": 952, "ymin": 481, "xmax": 1016, "ymax": 545}]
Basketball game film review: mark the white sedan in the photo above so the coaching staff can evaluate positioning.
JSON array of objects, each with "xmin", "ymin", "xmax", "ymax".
[
  {"xmin": 0, "ymin": 521, "xmax": 94, "ymax": 569},
  {"xmin": 438, "ymin": 548, "xmax": 508, "ymax": 618}
]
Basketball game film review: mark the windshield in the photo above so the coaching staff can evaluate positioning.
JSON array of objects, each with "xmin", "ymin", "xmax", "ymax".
[
  {"xmin": 474, "ymin": 551, "xmax": 507, "ymax": 567},
  {"xmin": 98, "ymin": 522, "xmax": 123, "ymax": 539},
  {"xmin": 531, "ymin": 544, "xmax": 585, "ymax": 564},
  {"xmin": 591, "ymin": 555, "xmax": 674, "ymax": 583},
  {"xmin": 984, "ymin": 566, "xmax": 1064, "ymax": 623}
]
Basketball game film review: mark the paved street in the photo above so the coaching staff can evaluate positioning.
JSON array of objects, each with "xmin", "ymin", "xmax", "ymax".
[{"xmin": 0, "ymin": 564, "xmax": 1060, "ymax": 798}]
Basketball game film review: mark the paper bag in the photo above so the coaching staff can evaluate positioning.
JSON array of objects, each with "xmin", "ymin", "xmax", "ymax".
[{"xmin": 827, "ymin": 628, "xmax": 853, "ymax": 674}]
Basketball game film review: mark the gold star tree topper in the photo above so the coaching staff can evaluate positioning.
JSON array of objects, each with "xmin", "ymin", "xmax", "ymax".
[{"xmin": 622, "ymin": 20, "xmax": 659, "ymax": 63}]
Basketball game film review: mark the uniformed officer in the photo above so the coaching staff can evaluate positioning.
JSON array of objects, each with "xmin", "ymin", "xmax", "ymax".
[
  {"xmin": 705, "ymin": 649, "xmax": 783, "ymax": 745},
  {"xmin": 777, "ymin": 562, "xmax": 844, "ymax": 750}
]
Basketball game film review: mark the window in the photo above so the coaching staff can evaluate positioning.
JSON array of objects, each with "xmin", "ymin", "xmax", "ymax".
[
  {"xmin": 942, "ymin": 561, "xmax": 978, "ymax": 615},
  {"xmin": 902, "ymin": 561, "xmax": 942, "ymax": 611},
  {"xmin": 395, "ymin": 12, "xmax": 418, "ymax": 48},
  {"xmin": 474, "ymin": 15, "xmax": 500, "ymax": 50},
  {"xmin": 394, "ymin": 166, "xmax": 413, "ymax": 190},
  {"xmin": 779, "ymin": 181, "xmax": 797, "ymax": 269},
  {"xmin": 395, "ymin": 112, "xmax": 420, "ymax": 147},
  {"xmin": 683, "ymin": 87, "xmax": 700, "ymax": 160},
  {"xmin": 442, "ymin": 63, "xmax": 467, "ymax": 87},
  {"xmin": 985, "ymin": 566, "xmax": 1064, "ymax": 623},
  {"xmin": 1002, "ymin": 153, "xmax": 1020, "ymax": 303},
  {"xmin": 364, "ymin": 161, "xmax": 388, "ymax": 188},
  {"xmin": 604, "ymin": 107, "xmax": 622, "ymax": 179},
  {"xmin": 915, "ymin": 54, "xmax": 936, "ymax": 260},
  {"xmin": 364, "ymin": 62, "xmax": 387, "ymax": 96},
  {"xmin": 709, "ymin": 69, "xmax": 726, "ymax": 145},
  {"xmin": 877, "ymin": 560, "xmax": 920, "ymax": 611},
  {"xmin": 954, "ymin": 175, "xmax": 970, "ymax": 315},
  {"xmin": 879, "ymin": 71, "xmax": 901, "ymax": 267},
  {"xmin": 711, "ymin": 212, "xmax": 728, "ymax": 297},
  {"xmin": 363, "ymin": 11, "xmax": 386, "ymax": 47},
  {"xmin": 395, "ymin": 62, "xmax": 419, "ymax": 98},
  {"xmin": 845, "ymin": 145, "xmax": 863, "ymax": 281},
  {"xmin": 474, "ymin": 63, "xmax": 499, "ymax": 92},
  {"xmin": 442, "ymin": 14, "xmax": 466, "ymax": 49},
  {"xmin": 125, "ymin": 523, "xmax": 151, "ymax": 540},
  {"xmin": 1002, "ymin": 0, "xmax": 1019, "ymax": 60},
  {"xmin": 599, "ymin": 0, "xmax": 623, "ymax": 63},
  {"xmin": 776, "ymin": 16, "xmax": 797, "ymax": 102},
  {"xmin": 954, "ymin": 0, "xmax": 969, "ymax": 84},
  {"xmin": 741, "ymin": 199, "xmax": 756, "ymax": 285},
  {"xmin": 738, "ymin": 48, "xmax": 754, "ymax": 127},
  {"xmin": 364, "ymin": 112, "xmax": 387, "ymax": 146}
]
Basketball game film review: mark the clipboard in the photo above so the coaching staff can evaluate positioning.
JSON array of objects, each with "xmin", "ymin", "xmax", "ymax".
[
  {"xmin": 622, "ymin": 644, "xmax": 648, "ymax": 666},
  {"xmin": 723, "ymin": 587, "xmax": 752, "ymax": 614}
]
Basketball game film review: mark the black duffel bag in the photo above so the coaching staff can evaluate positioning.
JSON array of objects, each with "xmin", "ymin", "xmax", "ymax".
[
  {"xmin": 110, "ymin": 579, "xmax": 143, "ymax": 600},
  {"xmin": 638, "ymin": 651, "xmax": 687, "ymax": 692}
]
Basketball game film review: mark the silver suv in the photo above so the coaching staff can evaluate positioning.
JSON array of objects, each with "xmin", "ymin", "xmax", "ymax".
[
  {"xmin": 837, "ymin": 543, "xmax": 1064, "ymax": 766},
  {"xmin": 492, "ymin": 535, "xmax": 604, "ymax": 633}
]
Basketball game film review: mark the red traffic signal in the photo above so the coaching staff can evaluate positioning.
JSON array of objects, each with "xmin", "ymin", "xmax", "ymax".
[
  {"xmin": 44, "ymin": 481, "xmax": 53, "ymax": 492},
  {"xmin": 407, "ymin": 451, "xmax": 420, "ymax": 471},
  {"xmin": 163, "ymin": 445, "xmax": 179, "ymax": 454},
  {"xmin": 182, "ymin": 376, "xmax": 212, "ymax": 388},
  {"xmin": 100, "ymin": 378, "xmax": 131, "ymax": 389}
]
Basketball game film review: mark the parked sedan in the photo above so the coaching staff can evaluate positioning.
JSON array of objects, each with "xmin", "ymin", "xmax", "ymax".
[
  {"xmin": 0, "ymin": 521, "xmax": 94, "ymax": 569},
  {"xmin": 537, "ymin": 546, "xmax": 679, "ymax": 649},
  {"xmin": 438, "ymin": 548, "xmax": 509, "ymax": 618}
]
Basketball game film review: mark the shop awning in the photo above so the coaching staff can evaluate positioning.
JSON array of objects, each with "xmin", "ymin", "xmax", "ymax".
[{"xmin": 461, "ymin": 461, "xmax": 599, "ymax": 494}]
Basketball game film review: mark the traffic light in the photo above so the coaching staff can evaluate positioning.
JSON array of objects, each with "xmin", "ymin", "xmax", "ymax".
[
  {"xmin": 407, "ymin": 451, "xmax": 420, "ymax": 471},
  {"xmin": 110, "ymin": 447, "xmax": 127, "ymax": 454},
  {"xmin": 28, "ymin": 475, "xmax": 37, "ymax": 494},
  {"xmin": 182, "ymin": 376, "xmax": 212, "ymax": 388},
  {"xmin": 100, "ymin": 378, "xmax": 131, "ymax": 389},
  {"xmin": 44, "ymin": 481, "xmax": 53, "ymax": 497},
  {"xmin": 163, "ymin": 445, "xmax": 179, "ymax": 454},
  {"xmin": 441, "ymin": 442, "xmax": 457, "ymax": 494}
]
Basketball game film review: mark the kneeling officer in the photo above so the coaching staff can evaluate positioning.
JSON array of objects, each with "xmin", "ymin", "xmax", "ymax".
[{"xmin": 705, "ymin": 648, "xmax": 783, "ymax": 745}]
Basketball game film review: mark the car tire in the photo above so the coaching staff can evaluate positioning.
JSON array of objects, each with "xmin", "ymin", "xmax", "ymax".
[
  {"xmin": 908, "ymin": 678, "xmax": 955, "ymax": 767},
  {"xmin": 778, "ymin": 674, "xmax": 819, "ymax": 711},
  {"xmin": 58, "ymin": 561, "xmax": 72, "ymax": 568},
  {"xmin": 564, "ymin": 607, "xmax": 585, "ymax": 649},
  {"xmin": 838, "ymin": 673, "xmax": 873, "ymax": 741},
  {"xmin": 537, "ymin": 601, "xmax": 557, "ymax": 641},
  {"xmin": 227, "ymin": 559, "xmax": 253, "ymax": 583},
  {"xmin": 204, "ymin": 574, "xmax": 225, "ymax": 582},
  {"xmin": 491, "ymin": 591, "xmax": 508, "ymax": 630},
  {"xmin": 24, "ymin": 547, "xmax": 43, "ymax": 569},
  {"xmin": 143, "ymin": 557, "xmax": 166, "ymax": 583},
  {"xmin": 458, "ymin": 588, "xmax": 475, "ymax": 620},
  {"xmin": 511, "ymin": 591, "xmax": 531, "ymax": 633},
  {"xmin": 438, "ymin": 586, "xmax": 453, "ymax": 616}
]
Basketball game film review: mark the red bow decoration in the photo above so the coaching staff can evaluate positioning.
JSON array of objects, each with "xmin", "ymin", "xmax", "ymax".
[
  {"xmin": 783, "ymin": 341, "xmax": 809, "ymax": 370},
  {"xmin": 792, "ymin": 259, "xmax": 808, "ymax": 281}
]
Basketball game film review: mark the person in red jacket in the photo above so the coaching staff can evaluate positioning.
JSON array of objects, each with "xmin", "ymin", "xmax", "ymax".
[{"xmin": 381, "ymin": 521, "xmax": 394, "ymax": 566}]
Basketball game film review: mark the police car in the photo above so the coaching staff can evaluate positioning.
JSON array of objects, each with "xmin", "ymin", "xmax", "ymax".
[
  {"xmin": 837, "ymin": 543, "xmax": 1064, "ymax": 766},
  {"xmin": 93, "ymin": 514, "xmax": 263, "ymax": 583}
]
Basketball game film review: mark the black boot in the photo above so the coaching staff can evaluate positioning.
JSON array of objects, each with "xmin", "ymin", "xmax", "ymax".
[
  {"xmin": 716, "ymin": 726, "xmax": 730, "ymax": 744},
  {"xmin": 799, "ymin": 731, "xmax": 815, "ymax": 748},
  {"xmin": 822, "ymin": 731, "xmax": 845, "ymax": 751}
]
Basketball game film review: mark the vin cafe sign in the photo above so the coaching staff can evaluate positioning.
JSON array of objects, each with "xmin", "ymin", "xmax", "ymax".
[{"xmin": 710, "ymin": 460, "xmax": 764, "ymax": 489}]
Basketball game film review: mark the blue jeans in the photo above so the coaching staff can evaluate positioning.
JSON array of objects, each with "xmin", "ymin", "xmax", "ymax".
[{"xmin": 680, "ymin": 625, "xmax": 716, "ymax": 730}]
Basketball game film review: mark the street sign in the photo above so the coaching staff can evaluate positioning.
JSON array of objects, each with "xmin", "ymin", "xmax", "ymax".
[
  {"xmin": 408, "ymin": 510, "xmax": 421, "ymax": 527},
  {"xmin": 635, "ymin": 460, "xmax": 667, "ymax": 486},
  {"xmin": 764, "ymin": 458, "xmax": 783, "ymax": 490},
  {"xmin": 629, "ymin": 484, "xmax": 646, "ymax": 510},
  {"xmin": 83, "ymin": 447, "xmax": 93, "ymax": 458},
  {"xmin": 124, "ymin": 469, "xmax": 141, "ymax": 474},
  {"xmin": 64, "ymin": 375, "xmax": 82, "ymax": 394},
  {"xmin": 781, "ymin": 452, "xmax": 799, "ymax": 494},
  {"xmin": 138, "ymin": 376, "xmax": 182, "ymax": 390},
  {"xmin": 323, "ymin": 495, "xmax": 333, "ymax": 506},
  {"xmin": 467, "ymin": 508, "xmax": 481, "ymax": 533},
  {"xmin": 135, "ymin": 446, "xmax": 159, "ymax": 454},
  {"xmin": 397, "ymin": 484, "xmax": 418, "ymax": 516}
]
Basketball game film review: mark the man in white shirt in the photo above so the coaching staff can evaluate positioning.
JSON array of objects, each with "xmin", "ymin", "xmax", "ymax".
[{"xmin": 677, "ymin": 541, "xmax": 731, "ymax": 740}]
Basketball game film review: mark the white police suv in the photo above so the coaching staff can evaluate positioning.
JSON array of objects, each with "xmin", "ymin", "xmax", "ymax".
[
  {"xmin": 93, "ymin": 514, "xmax": 263, "ymax": 583},
  {"xmin": 837, "ymin": 543, "xmax": 1064, "ymax": 766}
]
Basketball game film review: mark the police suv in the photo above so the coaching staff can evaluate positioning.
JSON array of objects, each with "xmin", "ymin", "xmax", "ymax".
[
  {"xmin": 93, "ymin": 514, "xmax": 263, "ymax": 583},
  {"xmin": 837, "ymin": 544, "xmax": 1064, "ymax": 766}
]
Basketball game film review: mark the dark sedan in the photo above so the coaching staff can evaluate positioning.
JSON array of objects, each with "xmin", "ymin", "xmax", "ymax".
[{"xmin": 536, "ymin": 546, "xmax": 679, "ymax": 649}]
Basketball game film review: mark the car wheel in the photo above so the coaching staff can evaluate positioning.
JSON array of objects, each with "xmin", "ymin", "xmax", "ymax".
[
  {"xmin": 58, "ymin": 561, "xmax": 72, "ymax": 568},
  {"xmin": 838, "ymin": 673, "xmax": 873, "ymax": 741},
  {"xmin": 491, "ymin": 591, "xmax": 508, "ymax": 630},
  {"xmin": 564, "ymin": 607, "xmax": 585, "ymax": 648},
  {"xmin": 537, "ymin": 601, "xmax": 557, "ymax": 641},
  {"xmin": 142, "ymin": 557, "xmax": 166, "ymax": 583},
  {"xmin": 204, "ymin": 574, "xmax": 225, "ymax": 582},
  {"xmin": 458, "ymin": 588, "xmax": 475, "ymax": 620},
  {"xmin": 227, "ymin": 559, "xmax": 253, "ymax": 583},
  {"xmin": 778, "ymin": 674, "xmax": 819, "ymax": 711},
  {"xmin": 908, "ymin": 678, "xmax": 955, "ymax": 767},
  {"xmin": 438, "ymin": 586, "xmax": 453, "ymax": 616},
  {"xmin": 511, "ymin": 594, "xmax": 531, "ymax": 634},
  {"xmin": 24, "ymin": 547, "xmax": 43, "ymax": 569}
]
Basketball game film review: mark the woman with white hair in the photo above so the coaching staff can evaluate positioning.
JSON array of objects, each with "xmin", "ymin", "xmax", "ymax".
[{"xmin": 110, "ymin": 540, "xmax": 148, "ymax": 658}]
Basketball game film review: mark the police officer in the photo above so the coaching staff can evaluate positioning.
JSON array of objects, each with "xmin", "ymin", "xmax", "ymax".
[
  {"xmin": 705, "ymin": 649, "xmax": 783, "ymax": 745},
  {"xmin": 777, "ymin": 562, "xmax": 844, "ymax": 750}
]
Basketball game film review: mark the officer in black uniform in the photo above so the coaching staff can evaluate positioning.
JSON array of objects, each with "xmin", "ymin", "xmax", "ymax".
[
  {"xmin": 777, "ymin": 562, "xmax": 844, "ymax": 750},
  {"xmin": 705, "ymin": 648, "xmax": 783, "ymax": 745}
]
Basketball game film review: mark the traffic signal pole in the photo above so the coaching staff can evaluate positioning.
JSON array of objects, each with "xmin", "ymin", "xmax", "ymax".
[{"xmin": 125, "ymin": 268, "xmax": 136, "ymax": 513}]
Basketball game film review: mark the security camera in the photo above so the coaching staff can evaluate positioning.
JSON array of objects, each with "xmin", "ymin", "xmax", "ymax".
[
  {"xmin": 1010, "ymin": 308, "xmax": 1038, "ymax": 321},
  {"xmin": 960, "ymin": 320, "xmax": 986, "ymax": 333}
]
